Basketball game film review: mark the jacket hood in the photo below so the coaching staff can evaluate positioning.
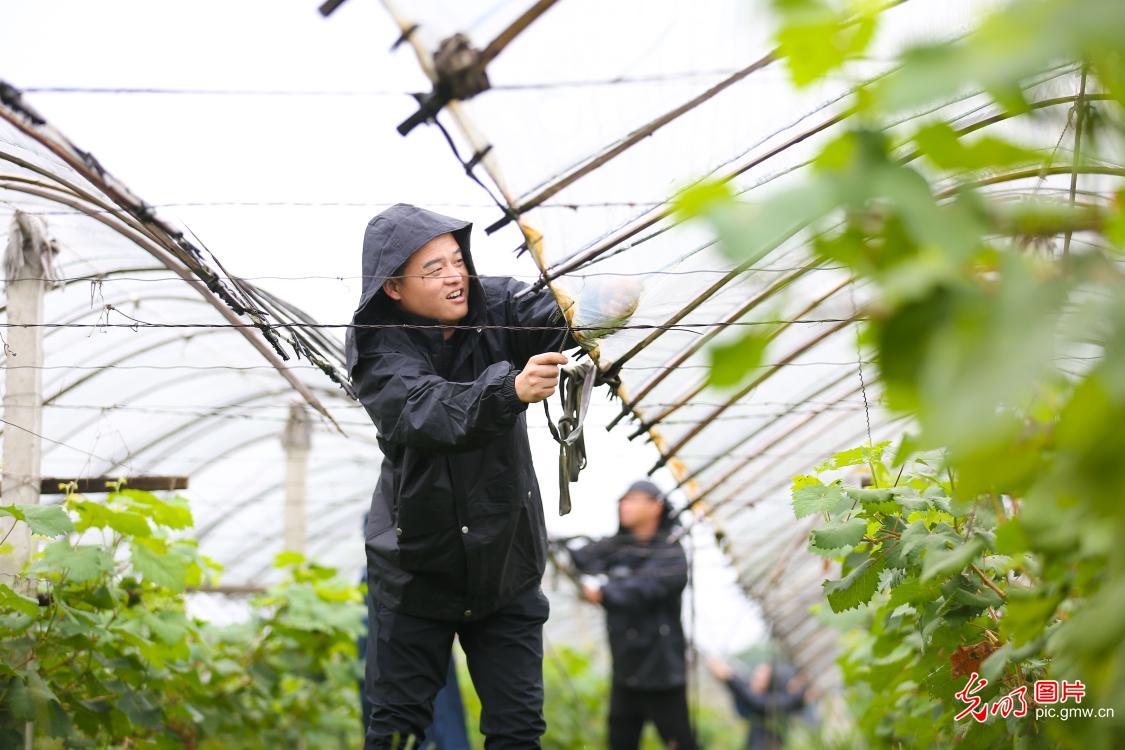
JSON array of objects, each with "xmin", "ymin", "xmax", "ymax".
[{"xmin": 344, "ymin": 203, "xmax": 483, "ymax": 375}]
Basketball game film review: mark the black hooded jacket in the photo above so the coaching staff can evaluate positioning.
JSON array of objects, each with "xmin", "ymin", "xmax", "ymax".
[
  {"xmin": 568, "ymin": 505, "xmax": 689, "ymax": 690},
  {"xmin": 345, "ymin": 204, "xmax": 571, "ymax": 622}
]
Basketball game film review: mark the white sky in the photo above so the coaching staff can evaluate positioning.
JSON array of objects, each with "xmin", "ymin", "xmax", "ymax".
[{"xmin": 1, "ymin": 0, "xmax": 768, "ymax": 655}]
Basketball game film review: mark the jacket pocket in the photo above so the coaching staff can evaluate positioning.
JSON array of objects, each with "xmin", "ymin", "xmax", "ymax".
[
  {"xmin": 467, "ymin": 472, "xmax": 523, "ymax": 520},
  {"xmin": 396, "ymin": 492, "xmax": 458, "ymax": 538},
  {"xmin": 395, "ymin": 491, "xmax": 460, "ymax": 573},
  {"xmin": 366, "ymin": 522, "xmax": 400, "ymax": 564}
]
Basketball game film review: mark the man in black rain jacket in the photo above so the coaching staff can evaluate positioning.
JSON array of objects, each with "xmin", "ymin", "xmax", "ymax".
[
  {"xmin": 346, "ymin": 204, "xmax": 573, "ymax": 749},
  {"xmin": 566, "ymin": 480, "xmax": 697, "ymax": 750}
]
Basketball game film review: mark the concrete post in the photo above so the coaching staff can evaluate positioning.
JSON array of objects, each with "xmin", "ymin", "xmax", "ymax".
[
  {"xmin": 1, "ymin": 212, "xmax": 58, "ymax": 584},
  {"xmin": 281, "ymin": 402, "xmax": 312, "ymax": 554}
]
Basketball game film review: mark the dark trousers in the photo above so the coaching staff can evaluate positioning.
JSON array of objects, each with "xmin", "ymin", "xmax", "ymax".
[
  {"xmin": 360, "ymin": 592, "xmax": 470, "ymax": 749},
  {"xmin": 364, "ymin": 585, "xmax": 549, "ymax": 750},
  {"xmin": 608, "ymin": 684, "xmax": 697, "ymax": 750},
  {"xmin": 422, "ymin": 659, "xmax": 471, "ymax": 750}
]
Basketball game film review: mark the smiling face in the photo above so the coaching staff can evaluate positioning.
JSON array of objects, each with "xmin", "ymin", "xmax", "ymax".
[{"xmin": 382, "ymin": 232, "xmax": 470, "ymax": 328}]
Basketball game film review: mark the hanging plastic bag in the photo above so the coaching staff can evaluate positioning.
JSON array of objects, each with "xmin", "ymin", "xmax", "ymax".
[{"xmin": 567, "ymin": 275, "xmax": 643, "ymax": 350}]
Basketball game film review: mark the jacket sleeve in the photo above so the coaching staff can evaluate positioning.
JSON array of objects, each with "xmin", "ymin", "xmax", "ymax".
[
  {"xmin": 568, "ymin": 538, "xmax": 613, "ymax": 574},
  {"xmin": 601, "ymin": 542, "xmax": 688, "ymax": 610},
  {"xmin": 503, "ymin": 278, "xmax": 578, "ymax": 361},
  {"xmin": 353, "ymin": 349, "xmax": 528, "ymax": 452},
  {"xmin": 727, "ymin": 679, "xmax": 754, "ymax": 719}
]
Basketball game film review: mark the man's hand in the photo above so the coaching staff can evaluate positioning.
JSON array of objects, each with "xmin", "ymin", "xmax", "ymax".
[
  {"xmin": 705, "ymin": 656, "xmax": 733, "ymax": 682},
  {"xmin": 581, "ymin": 584, "xmax": 603, "ymax": 605},
  {"xmin": 515, "ymin": 352, "xmax": 569, "ymax": 404}
]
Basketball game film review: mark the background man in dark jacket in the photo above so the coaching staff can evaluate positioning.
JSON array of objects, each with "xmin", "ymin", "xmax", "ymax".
[
  {"xmin": 566, "ymin": 480, "xmax": 697, "ymax": 750},
  {"xmin": 706, "ymin": 657, "xmax": 808, "ymax": 750},
  {"xmin": 346, "ymin": 204, "xmax": 573, "ymax": 750}
]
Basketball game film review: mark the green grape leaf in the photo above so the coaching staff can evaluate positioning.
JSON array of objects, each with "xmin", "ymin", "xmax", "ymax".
[
  {"xmin": 1002, "ymin": 586, "xmax": 1064, "ymax": 646},
  {"xmin": 845, "ymin": 488, "xmax": 899, "ymax": 513},
  {"xmin": 107, "ymin": 511, "xmax": 152, "ymax": 538},
  {"xmin": 47, "ymin": 699, "xmax": 73, "ymax": 738},
  {"xmin": 708, "ymin": 328, "xmax": 772, "ymax": 388},
  {"xmin": 811, "ymin": 518, "xmax": 868, "ymax": 550},
  {"xmin": 36, "ymin": 542, "xmax": 113, "ymax": 584},
  {"xmin": 777, "ymin": 11, "xmax": 877, "ymax": 87},
  {"xmin": 887, "ymin": 576, "xmax": 942, "ymax": 608},
  {"xmin": 131, "ymin": 540, "xmax": 187, "ymax": 592},
  {"xmin": 672, "ymin": 180, "xmax": 735, "ymax": 219},
  {"xmin": 913, "ymin": 122, "xmax": 1039, "ymax": 171},
  {"xmin": 143, "ymin": 611, "xmax": 189, "ymax": 646},
  {"xmin": 5, "ymin": 675, "xmax": 33, "ymax": 721},
  {"xmin": 816, "ymin": 441, "xmax": 890, "ymax": 471},
  {"xmin": 824, "ymin": 555, "xmax": 886, "ymax": 613},
  {"xmin": 119, "ymin": 490, "xmax": 193, "ymax": 531},
  {"xmin": 70, "ymin": 500, "xmax": 114, "ymax": 532},
  {"xmin": 0, "ymin": 583, "xmax": 39, "ymax": 618},
  {"xmin": 921, "ymin": 537, "xmax": 986, "ymax": 581},
  {"xmin": 274, "ymin": 551, "xmax": 306, "ymax": 568},
  {"xmin": 0, "ymin": 504, "xmax": 74, "ymax": 537},
  {"xmin": 792, "ymin": 481, "xmax": 850, "ymax": 518}
]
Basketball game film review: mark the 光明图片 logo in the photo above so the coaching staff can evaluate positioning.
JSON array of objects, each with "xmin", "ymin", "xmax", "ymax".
[{"xmin": 954, "ymin": 674, "xmax": 1116, "ymax": 722}]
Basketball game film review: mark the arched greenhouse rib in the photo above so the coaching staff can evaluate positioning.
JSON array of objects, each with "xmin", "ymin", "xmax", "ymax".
[{"xmin": 0, "ymin": 80, "xmax": 379, "ymax": 584}]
